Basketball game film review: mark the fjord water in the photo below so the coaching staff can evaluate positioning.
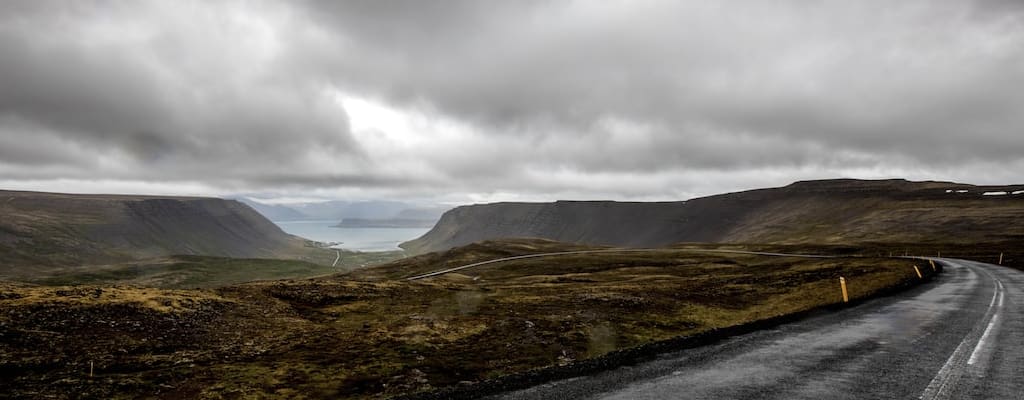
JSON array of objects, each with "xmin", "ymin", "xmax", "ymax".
[{"xmin": 273, "ymin": 220, "xmax": 429, "ymax": 251}]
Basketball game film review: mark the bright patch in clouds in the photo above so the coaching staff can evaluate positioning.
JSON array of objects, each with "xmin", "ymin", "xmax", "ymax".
[{"xmin": 338, "ymin": 94, "xmax": 420, "ymax": 146}]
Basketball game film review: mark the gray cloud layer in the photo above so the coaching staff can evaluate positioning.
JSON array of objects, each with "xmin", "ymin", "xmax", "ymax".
[{"xmin": 1, "ymin": 1, "xmax": 1023, "ymax": 201}]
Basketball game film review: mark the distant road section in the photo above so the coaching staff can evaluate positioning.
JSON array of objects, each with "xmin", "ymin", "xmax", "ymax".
[
  {"xmin": 332, "ymin": 250, "xmax": 340, "ymax": 267},
  {"xmin": 405, "ymin": 248, "xmax": 832, "ymax": 281},
  {"xmin": 491, "ymin": 258, "xmax": 1024, "ymax": 400}
]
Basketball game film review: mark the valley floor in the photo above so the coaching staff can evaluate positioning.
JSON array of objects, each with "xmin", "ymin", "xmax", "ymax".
[{"xmin": 0, "ymin": 239, "xmax": 937, "ymax": 399}]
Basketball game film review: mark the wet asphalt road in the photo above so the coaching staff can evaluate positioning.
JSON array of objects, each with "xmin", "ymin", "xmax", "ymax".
[{"xmin": 490, "ymin": 259, "xmax": 1024, "ymax": 400}]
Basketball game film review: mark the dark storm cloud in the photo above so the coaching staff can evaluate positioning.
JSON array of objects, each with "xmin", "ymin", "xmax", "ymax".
[
  {"xmin": 1, "ymin": 0, "xmax": 1022, "ymax": 201},
  {"xmin": 298, "ymin": 0, "xmax": 1024, "ymax": 168},
  {"xmin": 0, "ymin": 1, "xmax": 360, "ymax": 184}
]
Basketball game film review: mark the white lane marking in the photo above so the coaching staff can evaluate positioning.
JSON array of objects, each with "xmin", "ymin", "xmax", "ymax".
[
  {"xmin": 920, "ymin": 262, "xmax": 1002, "ymax": 400},
  {"xmin": 967, "ymin": 312, "xmax": 999, "ymax": 365},
  {"xmin": 919, "ymin": 334, "xmax": 974, "ymax": 399}
]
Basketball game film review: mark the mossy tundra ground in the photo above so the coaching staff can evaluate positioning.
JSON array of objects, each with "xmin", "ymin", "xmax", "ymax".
[{"xmin": 0, "ymin": 239, "xmax": 936, "ymax": 399}]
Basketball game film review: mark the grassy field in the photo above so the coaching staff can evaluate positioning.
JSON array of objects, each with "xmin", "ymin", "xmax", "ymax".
[
  {"xmin": 0, "ymin": 239, "xmax": 937, "ymax": 399},
  {"xmin": 22, "ymin": 251, "xmax": 406, "ymax": 289}
]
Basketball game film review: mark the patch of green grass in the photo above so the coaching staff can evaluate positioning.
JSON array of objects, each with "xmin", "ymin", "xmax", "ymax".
[{"xmin": 27, "ymin": 251, "xmax": 406, "ymax": 289}]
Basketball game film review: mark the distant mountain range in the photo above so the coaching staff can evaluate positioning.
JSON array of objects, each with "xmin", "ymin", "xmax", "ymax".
[
  {"xmin": 236, "ymin": 197, "xmax": 449, "ymax": 228},
  {"xmin": 235, "ymin": 199, "xmax": 309, "ymax": 221},
  {"xmin": 401, "ymin": 179, "xmax": 1024, "ymax": 254},
  {"xmin": 334, "ymin": 218, "xmax": 438, "ymax": 229},
  {"xmin": 7, "ymin": 179, "xmax": 1022, "ymax": 279}
]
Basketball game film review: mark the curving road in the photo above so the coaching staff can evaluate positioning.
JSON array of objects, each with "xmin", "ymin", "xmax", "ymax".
[
  {"xmin": 404, "ymin": 249, "xmax": 832, "ymax": 281},
  {"xmin": 488, "ymin": 258, "xmax": 1024, "ymax": 400}
]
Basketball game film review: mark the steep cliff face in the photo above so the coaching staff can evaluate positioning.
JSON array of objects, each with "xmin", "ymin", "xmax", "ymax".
[
  {"xmin": 400, "ymin": 201, "xmax": 723, "ymax": 254},
  {"xmin": 0, "ymin": 190, "xmax": 308, "ymax": 274},
  {"xmin": 401, "ymin": 179, "xmax": 1024, "ymax": 254}
]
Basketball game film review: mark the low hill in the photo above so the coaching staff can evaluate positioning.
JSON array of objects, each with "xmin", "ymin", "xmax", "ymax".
[
  {"xmin": 401, "ymin": 179, "xmax": 1024, "ymax": 254},
  {"xmin": 0, "ymin": 190, "xmax": 323, "ymax": 278}
]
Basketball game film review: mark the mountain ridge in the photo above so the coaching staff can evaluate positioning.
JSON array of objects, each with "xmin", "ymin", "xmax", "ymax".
[
  {"xmin": 400, "ymin": 179, "xmax": 1024, "ymax": 254},
  {"xmin": 0, "ymin": 190, "xmax": 319, "ymax": 277}
]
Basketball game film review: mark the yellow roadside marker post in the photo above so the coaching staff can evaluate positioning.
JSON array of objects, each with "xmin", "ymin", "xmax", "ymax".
[
  {"xmin": 840, "ymin": 277, "xmax": 849, "ymax": 303},
  {"xmin": 90, "ymin": 361, "xmax": 94, "ymax": 378},
  {"xmin": 914, "ymin": 266, "xmax": 923, "ymax": 279},
  {"xmin": 929, "ymin": 260, "xmax": 937, "ymax": 272},
  {"xmin": 999, "ymin": 253, "xmax": 1004, "ymax": 265}
]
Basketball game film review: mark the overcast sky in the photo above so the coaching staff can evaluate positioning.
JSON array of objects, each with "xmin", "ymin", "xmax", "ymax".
[{"xmin": 1, "ymin": 1, "xmax": 1022, "ymax": 204}]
